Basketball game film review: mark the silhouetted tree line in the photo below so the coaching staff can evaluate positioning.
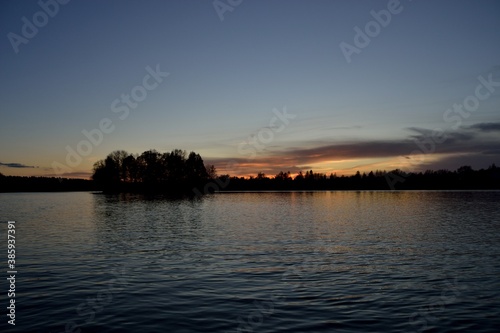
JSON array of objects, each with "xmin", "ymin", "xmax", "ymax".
[
  {"xmin": 0, "ymin": 173, "xmax": 96, "ymax": 192},
  {"xmin": 1, "ymin": 161, "xmax": 498, "ymax": 193},
  {"xmin": 92, "ymin": 149, "xmax": 215, "ymax": 194},
  {"xmin": 215, "ymin": 164, "xmax": 500, "ymax": 191}
]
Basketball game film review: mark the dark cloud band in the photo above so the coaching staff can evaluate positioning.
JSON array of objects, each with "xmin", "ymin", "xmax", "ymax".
[{"xmin": 0, "ymin": 162, "xmax": 37, "ymax": 168}]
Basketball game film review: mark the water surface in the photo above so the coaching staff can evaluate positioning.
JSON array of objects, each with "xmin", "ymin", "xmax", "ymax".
[{"xmin": 1, "ymin": 191, "xmax": 499, "ymax": 332}]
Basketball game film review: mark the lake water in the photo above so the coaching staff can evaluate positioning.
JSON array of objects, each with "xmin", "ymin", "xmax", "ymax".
[{"xmin": 0, "ymin": 191, "xmax": 499, "ymax": 333}]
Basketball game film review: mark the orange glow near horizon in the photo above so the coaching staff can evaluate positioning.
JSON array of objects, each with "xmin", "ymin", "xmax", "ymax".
[
  {"xmin": 212, "ymin": 152, "xmax": 457, "ymax": 179},
  {"xmin": 214, "ymin": 157, "xmax": 398, "ymax": 179},
  {"xmin": 0, "ymin": 152, "xmax": 471, "ymax": 180}
]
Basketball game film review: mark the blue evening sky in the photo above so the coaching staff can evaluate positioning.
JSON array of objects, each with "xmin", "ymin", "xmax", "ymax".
[{"xmin": 1, "ymin": 0, "xmax": 499, "ymax": 178}]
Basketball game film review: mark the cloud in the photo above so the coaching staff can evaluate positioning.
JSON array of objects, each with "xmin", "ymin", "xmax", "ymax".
[
  {"xmin": 407, "ymin": 127, "xmax": 475, "ymax": 143},
  {"xmin": 0, "ymin": 162, "xmax": 37, "ymax": 168},
  {"xmin": 322, "ymin": 125, "xmax": 362, "ymax": 130},
  {"xmin": 466, "ymin": 122, "xmax": 500, "ymax": 132},
  {"xmin": 482, "ymin": 149, "xmax": 500, "ymax": 155},
  {"xmin": 415, "ymin": 152, "xmax": 500, "ymax": 171},
  {"xmin": 207, "ymin": 140, "xmax": 415, "ymax": 176},
  {"xmin": 279, "ymin": 141, "xmax": 414, "ymax": 163},
  {"xmin": 207, "ymin": 123, "xmax": 500, "ymax": 176}
]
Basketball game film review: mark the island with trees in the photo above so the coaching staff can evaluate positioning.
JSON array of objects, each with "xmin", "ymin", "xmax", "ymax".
[{"xmin": 91, "ymin": 149, "xmax": 215, "ymax": 194}]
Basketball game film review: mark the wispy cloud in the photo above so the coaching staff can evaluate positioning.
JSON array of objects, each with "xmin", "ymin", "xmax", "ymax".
[
  {"xmin": 465, "ymin": 122, "xmax": 500, "ymax": 132},
  {"xmin": 209, "ymin": 122, "xmax": 500, "ymax": 176},
  {"xmin": 0, "ymin": 162, "xmax": 37, "ymax": 168},
  {"xmin": 406, "ymin": 127, "xmax": 475, "ymax": 143}
]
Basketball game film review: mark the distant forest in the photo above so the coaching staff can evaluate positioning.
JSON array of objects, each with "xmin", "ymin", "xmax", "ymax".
[
  {"xmin": 0, "ymin": 174, "xmax": 96, "ymax": 192},
  {"xmin": 0, "ymin": 149, "xmax": 499, "ymax": 193},
  {"xmin": 217, "ymin": 165, "xmax": 500, "ymax": 191}
]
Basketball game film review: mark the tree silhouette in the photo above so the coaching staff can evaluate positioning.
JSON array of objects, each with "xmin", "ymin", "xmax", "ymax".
[
  {"xmin": 209, "ymin": 164, "xmax": 500, "ymax": 192},
  {"xmin": 206, "ymin": 164, "xmax": 217, "ymax": 180},
  {"xmin": 91, "ymin": 149, "xmax": 211, "ymax": 194}
]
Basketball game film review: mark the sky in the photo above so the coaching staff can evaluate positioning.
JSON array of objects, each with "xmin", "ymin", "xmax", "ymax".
[{"xmin": 1, "ymin": 0, "xmax": 499, "ymax": 179}]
